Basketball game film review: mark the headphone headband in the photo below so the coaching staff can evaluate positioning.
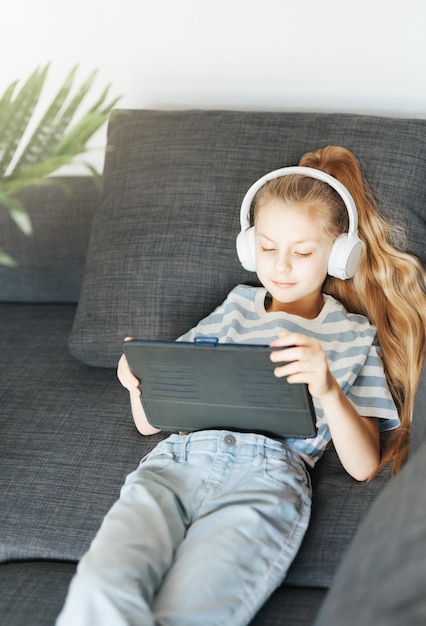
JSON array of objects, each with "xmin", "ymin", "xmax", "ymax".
[
  {"xmin": 236, "ymin": 165, "xmax": 363, "ymax": 279},
  {"xmin": 240, "ymin": 166, "xmax": 358, "ymax": 234}
]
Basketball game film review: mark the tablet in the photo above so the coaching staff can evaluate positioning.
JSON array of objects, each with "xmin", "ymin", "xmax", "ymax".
[{"xmin": 123, "ymin": 338, "xmax": 317, "ymax": 439}]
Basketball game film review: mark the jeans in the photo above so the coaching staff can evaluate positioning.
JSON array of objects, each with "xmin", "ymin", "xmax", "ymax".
[{"xmin": 56, "ymin": 430, "xmax": 312, "ymax": 626}]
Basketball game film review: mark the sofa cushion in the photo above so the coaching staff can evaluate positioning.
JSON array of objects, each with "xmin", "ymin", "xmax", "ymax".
[
  {"xmin": 0, "ymin": 561, "xmax": 325, "ymax": 626},
  {"xmin": 0, "ymin": 177, "xmax": 99, "ymax": 303},
  {"xmin": 0, "ymin": 303, "xmax": 166, "ymax": 564},
  {"xmin": 410, "ymin": 357, "xmax": 426, "ymax": 456},
  {"xmin": 68, "ymin": 109, "xmax": 426, "ymax": 367},
  {"xmin": 0, "ymin": 562, "xmax": 76, "ymax": 626},
  {"xmin": 314, "ymin": 439, "xmax": 426, "ymax": 626}
]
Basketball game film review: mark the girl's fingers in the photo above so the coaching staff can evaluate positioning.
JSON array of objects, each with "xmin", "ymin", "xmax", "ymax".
[
  {"xmin": 270, "ymin": 346, "xmax": 300, "ymax": 364},
  {"xmin": 272, "ymin": 359, "xmax": 313, "ymax": 380},
  {"xmin": 117, "ymin": 353, "xmax": 140, "ymax": 393},
  {"xmin": 269, "ymin": 334, "xmax": 330, "ymax": 396}
]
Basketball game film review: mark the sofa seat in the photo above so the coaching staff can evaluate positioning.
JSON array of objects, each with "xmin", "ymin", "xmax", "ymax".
[{"xmin": 0, "ymin": 302, "xmax": 391, "ymax": 606}]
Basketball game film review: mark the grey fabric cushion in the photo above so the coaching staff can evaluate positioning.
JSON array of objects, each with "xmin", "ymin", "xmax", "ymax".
[
  {"xmin": 0, "ymin": 303, "xmax": 166, "ymax": 564},
  {"xmin": 251, "ymin": 586, "xmax": 326, "ymax": 626},
  {"xmin": 0, "ymin": 562, "xmax": 76, "ymax": 626},
  {"xmin": 287, "ymin": 446, "xmax": 390, "ymax": 586},
  {"xmin": 68, "ymin": 109, "xmax": 426, "ymax": 367},
  {"xmin": 410, "ymin": 357, "xmax": 426, "ymax": 456},
  {"xmin": 0, "ymin": 561, "xmax": 325, "ymax": 626},
  {"xmin": 0, "ymin": 177, "xmax": 99, "ymax": 303},
  {"xmin": 314, "ymin": 439, "xmax": 426, "ymax": 626}
]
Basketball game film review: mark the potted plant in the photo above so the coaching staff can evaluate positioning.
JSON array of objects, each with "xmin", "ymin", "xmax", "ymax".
[{"xmin": 0, "ymin": 64, "xmax": 120, "ymax": 266}]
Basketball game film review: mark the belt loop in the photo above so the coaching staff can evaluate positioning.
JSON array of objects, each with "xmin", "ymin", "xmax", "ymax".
[
  {"xmin": 258, "ymin": 434, "xmax": 266, "ymax": 462},
  {"xmin": 182, "ymin": 432, "xmax": 190, "ymax": 462}
]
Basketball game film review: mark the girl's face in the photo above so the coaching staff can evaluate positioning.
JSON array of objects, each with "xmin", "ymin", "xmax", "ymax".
[{"xmin": 255, "ymin": 199, "xmax": 334, "ymax": 318}]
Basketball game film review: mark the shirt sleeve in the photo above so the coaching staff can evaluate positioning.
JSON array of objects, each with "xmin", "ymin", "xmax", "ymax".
[
  {"xmin": 346, "ymin": 344, "xmax": 400, "ymax": 432},
  {"xmin": 176, "ymin": 298, "xmax": 229, "ymax": 342}
]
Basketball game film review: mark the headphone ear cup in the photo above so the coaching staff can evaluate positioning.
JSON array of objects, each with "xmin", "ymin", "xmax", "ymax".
[
  {"xmin": 328, "ymin": 234, "xmax": 363, "ymax": 280},
  {"xmin": 236, "ymin": 227, "xmax": 256, "ymax": 272}
]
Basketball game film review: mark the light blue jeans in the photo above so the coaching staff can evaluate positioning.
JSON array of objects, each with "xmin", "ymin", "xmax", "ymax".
[{"xmin": 56, "ymin": 430, "xmax": 312, "ymax": 626}]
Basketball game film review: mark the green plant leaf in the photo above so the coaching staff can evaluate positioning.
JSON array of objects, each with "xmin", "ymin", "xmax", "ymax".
[
  {"xmin": 0, "ymin": 249, "xmax": 17, "ymax": 267},
  {"xmin": 86, "ymin": 83, "xmax": 110, "ymax": 114},
  {"xmin": 8, "ymin": 68, "xmax": 119, "ymax": 181},
  {"xmin": 79, "ymin": 161, "xmax": 102, "ymax": 187},
  {"xmin": 0, "ymin": 189, "xmax": 32, "ymax": 235},
  {"xmin": 53, "ymin": 111, "xmax": 107, "ymax": 157},
  {"xmin": 100, "ymin": 95, "xmax": 122, "ymax": 118},
  {"xmin": 10, "ymin": 205, "xmax": 32, "ymax": 235},
  {"xmin": 9, "ymin": 201, "xmax": 33, "ymax": 235},
  {"xmin": 1, "ymin": 156, "xmax": 84, "ymax": 195},
  {"xmin": 12, "ymin": 66, "xmax": 78, "ymax": 172},
  {"xmin": 0, "ymin": 65, "xmax": 49, "ymax": 177},
  {"xmin": 13, "ymin": 68, "xmax": 99, "ymax": 174},
  {"xmin": 0, "ymin": 81, "xmax": 19, "ymax": 140},
  {"xmin": 0, "ymin": 64, "xmax": 120, "ymax": 264}
]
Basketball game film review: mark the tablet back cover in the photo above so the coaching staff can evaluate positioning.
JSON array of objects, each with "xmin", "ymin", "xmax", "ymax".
[{"xmin": 124, "ymin": 340, "xmax": 317, "ymax": 439}]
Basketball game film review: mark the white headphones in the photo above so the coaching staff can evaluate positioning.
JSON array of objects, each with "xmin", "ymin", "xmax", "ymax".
[{"xmin": 236, "ymin": 166, "xmax": 363, "ymax": 280}]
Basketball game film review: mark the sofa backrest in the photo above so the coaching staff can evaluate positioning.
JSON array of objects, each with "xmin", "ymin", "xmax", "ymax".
[
  {"xmin": 0, "ymin": 177, "xmax": 99, "ymax": 303},
  {"xmin": 68, "ymin": 109, "xmax": 426, "ymax": 368}
]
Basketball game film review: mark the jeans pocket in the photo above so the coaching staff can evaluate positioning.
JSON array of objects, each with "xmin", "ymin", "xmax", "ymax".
[
  {"xmin": 139, "ymin": 440, "xmax": 178, "ymax": 474},
  {"xmin": 263, "ymin": 451, "xmax": 291, "ymax": 487},
  {"xmin": 263, "ymin": 448, "xmax": 310, "ymax": 497}
]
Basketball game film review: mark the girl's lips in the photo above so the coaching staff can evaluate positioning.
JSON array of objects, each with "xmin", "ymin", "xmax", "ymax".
[{"xmin": 272, "ymin": 280, "xmax": 296, "ymax": 289}]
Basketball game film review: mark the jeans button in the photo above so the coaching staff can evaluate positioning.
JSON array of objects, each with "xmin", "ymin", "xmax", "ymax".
[{"xmin": 224, "ymin": 434, "xmax": 236, "ymax": 445}]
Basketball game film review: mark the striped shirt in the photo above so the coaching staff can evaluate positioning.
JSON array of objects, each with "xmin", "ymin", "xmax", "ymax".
[{"xmin": 178, "ymin": 284, "xmax": 399, "ymax": 466}]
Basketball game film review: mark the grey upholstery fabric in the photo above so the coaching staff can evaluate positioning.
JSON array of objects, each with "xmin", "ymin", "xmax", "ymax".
[
  {"xmin": 0, "ymin": 301, "xmax": 390, "ymax": 588},
  {"xmin": 410, "ymin": 357, "xmax": 426, "ymax": 456},
  {"xmin": 0, "ymin": 562, "xmax": 76, "ymax": 626},
  {"xmin": 2, "ymin": 110, "xmax": 426, "ymax": 626},
  {"xmin": 0, "ymin": 177, "xmax": 99, "ymax": 303},
  {"xmin": 69, "ymin": 110, "xmax": 426, "ymax": 367},
  {"xmin": 314, "ymin": 439, "xmax": 426, "ymax": 626},
  {"xmin": 287, "ymin": 447, "xmax": 390, "ymax": 586},
  {"xmin": 0, "ymin": 562, "xmax": 325, "ymax": 626},
  {"xmin": 252, "ymin": 586, "xmax": 326, "ymax": 626},
  {"xmin": 0, "ymin": 303, "xmax": 166, "ymax": 563}
]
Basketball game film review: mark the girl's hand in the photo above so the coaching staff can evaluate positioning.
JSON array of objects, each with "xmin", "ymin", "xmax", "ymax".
[
  {"xmin": 117, "ymin": 337, "xmax": 140, "ymax": 396},
  {"xmin": 271, "ymin": 331, "xmax": 380, "ymax": 480},
  {"xmin": 269, "ymin": 331, "xmax": 335, "ymax": 399},
  {"xmin": 117, "ymin": 337, "xmax": 160, "ymax": 435}
]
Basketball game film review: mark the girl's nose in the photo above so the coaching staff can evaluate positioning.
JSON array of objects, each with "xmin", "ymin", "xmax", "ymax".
[{"xmin": 275, "ymin": 255, "xmax": 291, "ymax": 274}]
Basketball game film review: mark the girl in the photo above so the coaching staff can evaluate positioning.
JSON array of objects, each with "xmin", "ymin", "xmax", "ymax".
[{"xmin": 57, "ymin": 146, "xmax": 426, "ymax": 626}]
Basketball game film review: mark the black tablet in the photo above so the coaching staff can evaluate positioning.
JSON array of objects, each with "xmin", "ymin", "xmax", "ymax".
[{"xmin": 123, "ymin": 338, "xmax": 317, "ymax": 439}]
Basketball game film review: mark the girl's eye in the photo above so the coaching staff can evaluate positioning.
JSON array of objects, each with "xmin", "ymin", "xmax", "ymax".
[
  {"xmin": 295, "ymin": 252, "xmax": 313, "ymax": 258},
  {"xmin": 261, "ymin": 246, "xmax": 276, "ymax": 253}
]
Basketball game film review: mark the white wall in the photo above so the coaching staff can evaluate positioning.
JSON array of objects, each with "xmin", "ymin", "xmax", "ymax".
[{"xmin": 2, "ymin": 0, "xmax": 426, "ymax": 173}]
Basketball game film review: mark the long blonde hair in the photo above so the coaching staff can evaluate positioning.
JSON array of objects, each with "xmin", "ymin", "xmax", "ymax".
[{"xmin": 255, "ymin": 146, "xmax": 426, "ymax": 476}]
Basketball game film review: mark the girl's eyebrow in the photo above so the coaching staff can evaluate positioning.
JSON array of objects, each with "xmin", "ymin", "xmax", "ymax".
[
  {"xmin": 257, "ymin": 232, "xmax": 319, "ymax": 245},
  {"xmin": 256, "ymin": 232, "xmax": 275, "ymax": 242}
]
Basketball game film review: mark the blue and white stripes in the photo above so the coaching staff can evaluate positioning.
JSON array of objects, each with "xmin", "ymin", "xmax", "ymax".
[{"xmin": 178, "ymin": 284, "xmax": 399, "ymax": 466}]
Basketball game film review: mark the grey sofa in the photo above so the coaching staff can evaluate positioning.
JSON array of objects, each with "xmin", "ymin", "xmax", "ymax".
[{"xmin": 1, "ymin": 109, "xmax": 425, "ymax": 626}]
